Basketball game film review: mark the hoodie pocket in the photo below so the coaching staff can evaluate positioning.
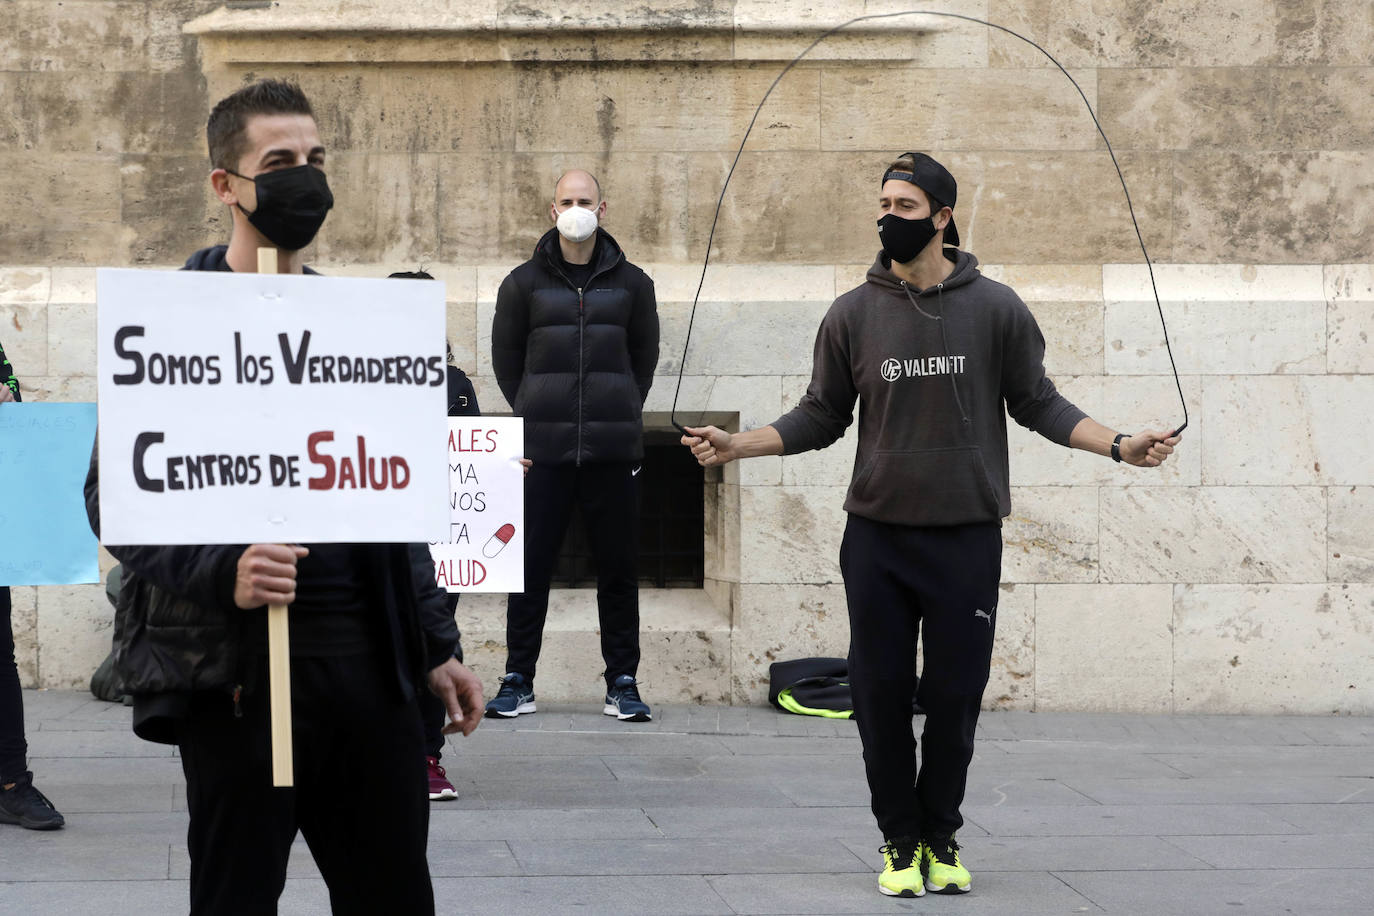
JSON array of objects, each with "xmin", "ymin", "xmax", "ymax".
[{"xmin": 850, "ymin": 446, "xmax": 1000, "ymax": 524}]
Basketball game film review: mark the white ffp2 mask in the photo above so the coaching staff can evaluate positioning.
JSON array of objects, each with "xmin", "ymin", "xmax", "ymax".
[{"xmin": 556, "ymin": 206, "xmax": 598, "ymax": 243}]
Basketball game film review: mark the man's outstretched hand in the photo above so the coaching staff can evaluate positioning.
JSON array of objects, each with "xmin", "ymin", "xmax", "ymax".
[
  {"xmin": 1120, "ymin": 429, "xmax": 1183, "ymax": 468},
  {"xmin": 681, "ymin": 425, "xmax": 734, "ymax": 467}
]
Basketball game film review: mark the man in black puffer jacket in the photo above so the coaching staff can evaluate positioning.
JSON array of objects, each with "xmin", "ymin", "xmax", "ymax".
[
  {"xmin": 84, "ymin": 79, "xmax": 484, "ymax": 916},
  {"xmin": 489, "ymin": 168, "xmax": 659, "ymax": 722}
]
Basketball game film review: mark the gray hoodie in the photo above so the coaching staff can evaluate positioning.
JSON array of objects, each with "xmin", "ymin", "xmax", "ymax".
[{"xmin": 772, "ymin": 249, "xmax": 1085, "ymax": 527}]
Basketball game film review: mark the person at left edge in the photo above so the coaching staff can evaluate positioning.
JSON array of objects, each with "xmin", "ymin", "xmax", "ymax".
[
  {"xmin": 83, "ymin": 79, "xmax": 484, "ymax": 916},
  {"xmin": 0, "ymin": 340, "xmax": 66, "ymax": 831}
]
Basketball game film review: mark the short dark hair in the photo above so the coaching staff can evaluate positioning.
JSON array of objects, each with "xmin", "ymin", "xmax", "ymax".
[{"xmin": 207, "ymin": 79, "xmax": 315, "ymax": 172}]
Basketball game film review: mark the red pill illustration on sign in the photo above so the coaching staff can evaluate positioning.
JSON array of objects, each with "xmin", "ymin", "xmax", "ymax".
[{"xmin": 483, "ymin": 523, "xmax": 516, "ymax": 558}]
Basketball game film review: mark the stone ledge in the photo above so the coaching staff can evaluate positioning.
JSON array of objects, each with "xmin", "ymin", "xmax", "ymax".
[{"xmin": 184, "ymin": 0, "xmax": 966, "ymax": 64}]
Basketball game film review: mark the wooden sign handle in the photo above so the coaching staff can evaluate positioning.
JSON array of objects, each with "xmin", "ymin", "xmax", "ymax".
[{"xmin": 259, "ymin": 246, "xmax": 294, "ymax": 788}]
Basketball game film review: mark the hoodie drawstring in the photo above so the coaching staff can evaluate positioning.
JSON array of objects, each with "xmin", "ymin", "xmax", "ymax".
[{"xmin": 902, "ymin": 280, "xmax": 972, "ymax": 429}]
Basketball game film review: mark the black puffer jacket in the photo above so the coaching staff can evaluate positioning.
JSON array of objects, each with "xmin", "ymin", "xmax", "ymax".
[
  {"xmin": 491, "ymin": 227, "xmax": 659, "ymax": 465},
  {"xmin": 82, "ymin": 248, "xmax": 462, "ymax": 744}
]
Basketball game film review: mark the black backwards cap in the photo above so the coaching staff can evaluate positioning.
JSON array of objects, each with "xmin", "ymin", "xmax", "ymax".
[{"xmin": 881, "ymin": 152, "xmax": 960, "ymax": 248}]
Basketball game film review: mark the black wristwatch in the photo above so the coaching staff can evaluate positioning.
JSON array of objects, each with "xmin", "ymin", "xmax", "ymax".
[{"xmin": 1111, "ymin": 433, "xmax": 1127, "ymax": 463}]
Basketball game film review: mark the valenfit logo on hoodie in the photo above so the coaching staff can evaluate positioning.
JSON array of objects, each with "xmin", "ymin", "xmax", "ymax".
[{"xmin": 880, "ymin": 354, "xmax": 967, "ymax": 382}]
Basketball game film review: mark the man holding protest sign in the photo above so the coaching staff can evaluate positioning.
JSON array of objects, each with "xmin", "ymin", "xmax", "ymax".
[
  {"xmin": 0, "ymin": 341, "xmax": 67, "ymax": 832},
  {"xmin": 490, "ymin": 168, "xmax": 660, "ymax": 721},
  {"xmin": 85, "ymin": 80, "xmax": 483, "ymax": 916}
]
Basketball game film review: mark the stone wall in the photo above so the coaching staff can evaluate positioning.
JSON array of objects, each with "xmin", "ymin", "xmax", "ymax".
[{"xmin": 2, "ymin": 1, "xmax": 1371, "ymax": 712}]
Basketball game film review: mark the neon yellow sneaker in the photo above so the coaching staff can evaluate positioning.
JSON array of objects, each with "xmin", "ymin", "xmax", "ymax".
[
  {"xmin": 877, "ymin": 838, "xmax": 925, "ymax": 897},
  {"xmin": 922, "ymin": 834, "xmax": 972, "ymax": 894}
]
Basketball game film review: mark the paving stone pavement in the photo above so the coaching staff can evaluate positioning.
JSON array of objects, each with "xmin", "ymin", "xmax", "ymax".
[{"xmin": 2, "ymin": 690, "xmax": 1372, "ymax": 915}]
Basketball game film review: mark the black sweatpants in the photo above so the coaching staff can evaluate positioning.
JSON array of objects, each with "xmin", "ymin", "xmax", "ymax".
[
  {"xmin": 840, "ymin": 514, "xmax": 1002, "ymax": 841},
  {"xmin": 505, "ymin": 461, "xmax": 641, "ymax": 688},
  {"xmin": 0, "ymin": 587, "xmax": 26, "ymax": 782},
  {"xmin": 177, "ymin": 653, "xmax": 433, "ymax": 916}
]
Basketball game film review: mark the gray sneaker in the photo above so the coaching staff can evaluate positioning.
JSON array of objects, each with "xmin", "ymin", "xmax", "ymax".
[
  {"xmin": 484, "ymin": 672, "xmax": 536, "ymax": 718},
  {"xmin": 603, "ymin": 674, "xmax": 652, "ymax": 722}
]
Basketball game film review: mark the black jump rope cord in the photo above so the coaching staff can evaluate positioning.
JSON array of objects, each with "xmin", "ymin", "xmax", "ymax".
[{"xmin": 669, "ymin": 9, "xmax": 1189, "ymax": 439}]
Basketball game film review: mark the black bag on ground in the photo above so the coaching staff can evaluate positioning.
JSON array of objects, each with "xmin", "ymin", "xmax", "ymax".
[{"xmin": 768, "ymin": 657, "xmax": 922, "ymax": 719}]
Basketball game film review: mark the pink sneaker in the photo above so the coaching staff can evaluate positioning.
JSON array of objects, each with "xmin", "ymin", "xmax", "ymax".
[{"xmin": 426, "ymin": 756, "xmax": 457, "ymax": 801}]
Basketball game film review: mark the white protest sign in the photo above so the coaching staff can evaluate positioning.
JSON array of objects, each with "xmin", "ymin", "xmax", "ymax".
[
  {"xmin": 430, "ymin": 417, "xmax": 524, "ymax": 593},
  {"xmin": 97, "ymin": 268, "xmax": 449, "ymax": 545}
]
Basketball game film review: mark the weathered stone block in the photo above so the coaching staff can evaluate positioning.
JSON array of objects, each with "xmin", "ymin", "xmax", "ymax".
[
  {"xmin": 0, "ymin": 154, "xmax": 130, "ymax": 264},
  {"xmin": 1104, "ymin": 299, "xmax": 1325, "ymax": 375},
  {"xmin": 1201, "ymin": 376, "xmax": 1374, "ymax": 485},
  {"xmin": 644, "ymin": 263, "xmax": 835, "ymax": 303},
  {"xmin": 990, "ymin": 0, "xmax": 1276, "ymax": 68},
  {"xmin": 444, "ymin": 300, "xmax": 478, "ymax": 379},
  {"xmin": 120, "ymin": 155, "xmax": 219, "ymax": 265},
  {"xmin": 1035, "ymin": 584, "xmax": 1173, "ymax": 713},
  {"xmin": 49, "ymin": 268, "xmax": 97, "ymax": 306},
  {"xmin": 1173, "ymin": 584, "xmax": 1374, "ymax": 714},
  {"xmin": 314, "ymin": 152, "xmax": 442, "ymax": 264},
  {"xmin": 1002, "ymin": 486, "xmax": 1098, "ymax": 584},
  {"xmin": 36, "ymin": 583, "xmax": 112, "ymax": 689},
  {"xmin": 46, "ymin": 303, "xmax": 96, "ymax": 380},
  {"xmin": 0, "ymin": 304, "xmax": 48, "ymax": 378},
  {"xmin": 16, "ymin": 376, "xmax": 98, "ymax": 402},
  {"xmin": 380, "ymin": 65, "xmax": 513, "ymax": 154},
  {"xmin": 0, "ymin": 1, "xmax": 154, "ymax": 72},
  {"xmin": 734, "ymin": 0, "xmax": 989, "ymax": 65},
  {"xmin": 1328, "ymin": 487, "xmax": 1374, "ymax": 584},
  {"xmin": 1274, "ymin": 0, "xmax": 1374, "ymax": 67},
  {"xmin": 731, "ymin": 582, "xmax": 851, "ymax": 704},
  {"xmin": 739, "ymin": 485, "xmax": 846, "ymax": 584},
  {"xmin": 1008, "ymin": 375, "xmax": 1201, "ymax": 487},
  {"xmin": 821, "ymin": 66, "xmax": 1099, "ymax": 151},
  {"xmin": 985, "ymin": 582, "xmax": 1034, "ymax": 710},
  {"xmin": 0, "ymin": 268, "xmax": 50, "ymax": 306},
  {"xmin": 1175, "ymin": 152, "xmax": 1374, "ymax": 263},
  {"xmin": 661, "ymin": 301, "xmax": 829, "ymax": 376},
  {"xmin": 935, "ymin": 152, "xmax": 1172, "ymax": 265},
  {"xmin": 1325, "ymin": 264, "xmax": 1374, "ymax": 374},
  {"xmin": 1104, "ymin": 263, "xmax": 1326, "ymax": 302},
  {"xmin": 1098, "ymin": 67, "xmax": 1274, "ymax": 151},
  {"xmin": 515, "ymin": 63, "xmax": 818, "ymax": 154},
  {"xmin": 1100, "ymin": 487, "xmax": 1327, "ymax": 584}
]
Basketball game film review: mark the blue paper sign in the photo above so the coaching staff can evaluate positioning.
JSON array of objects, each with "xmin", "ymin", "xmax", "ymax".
[{"xmin": 0, "ymin": 402, "xmax": 100, "ymax": 586}]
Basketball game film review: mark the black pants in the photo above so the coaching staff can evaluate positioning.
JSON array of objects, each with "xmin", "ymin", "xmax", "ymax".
[
  {"xmin": 177, "ymin": 653, "xmax": 433, "ymax": 916},
  {"xmin": 840, "ymin": 514, "xmax": 1002, "ymax": 841},
  {"xmin": 0, "ymin": 587, "xmax": 26, "ymax": 782},
  {"xmin": 418, "ymin": 592, "xmax": 460, "ymax": 760},
  {"xmin": 505, "ymin": 461, "xmax": 640, "ymax": 688}
]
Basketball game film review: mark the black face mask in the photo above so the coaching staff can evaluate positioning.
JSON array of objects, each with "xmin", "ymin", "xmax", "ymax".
[
  {"xmin": 877, "ymin": 213, "xmax": 939, "ymax": 265},
  {"xmin": 227, "ymin": 164, "xmax": 334, "ymax": 251}
]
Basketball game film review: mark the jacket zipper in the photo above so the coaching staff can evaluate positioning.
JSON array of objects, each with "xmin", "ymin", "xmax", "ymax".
[{"xmin": 576, "ymin": 287, "xmax": 585, "ymax": 467}]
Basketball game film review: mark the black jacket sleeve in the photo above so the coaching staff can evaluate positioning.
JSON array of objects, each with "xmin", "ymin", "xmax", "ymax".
[
  {"xmin": 407, "ymin": 543, "xmax": 462, "ymax": 667},
  {"xmin": 84, "ymin": 436, "xmax": 243, "ymax": 614},
  {"xmin": 446, "ymin": 366, "xmax": 481, "ymax": 417},
  {"xmin": 627, "ymin": 272, "xmax": 659, "ymax": 403},
  {"xmin": 491, "ymin": 272, "xmax": 528, "ymax": 410},
  {"xmin": 0, "ymin": 340, "xmax": 19, "ymax": 402}
]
